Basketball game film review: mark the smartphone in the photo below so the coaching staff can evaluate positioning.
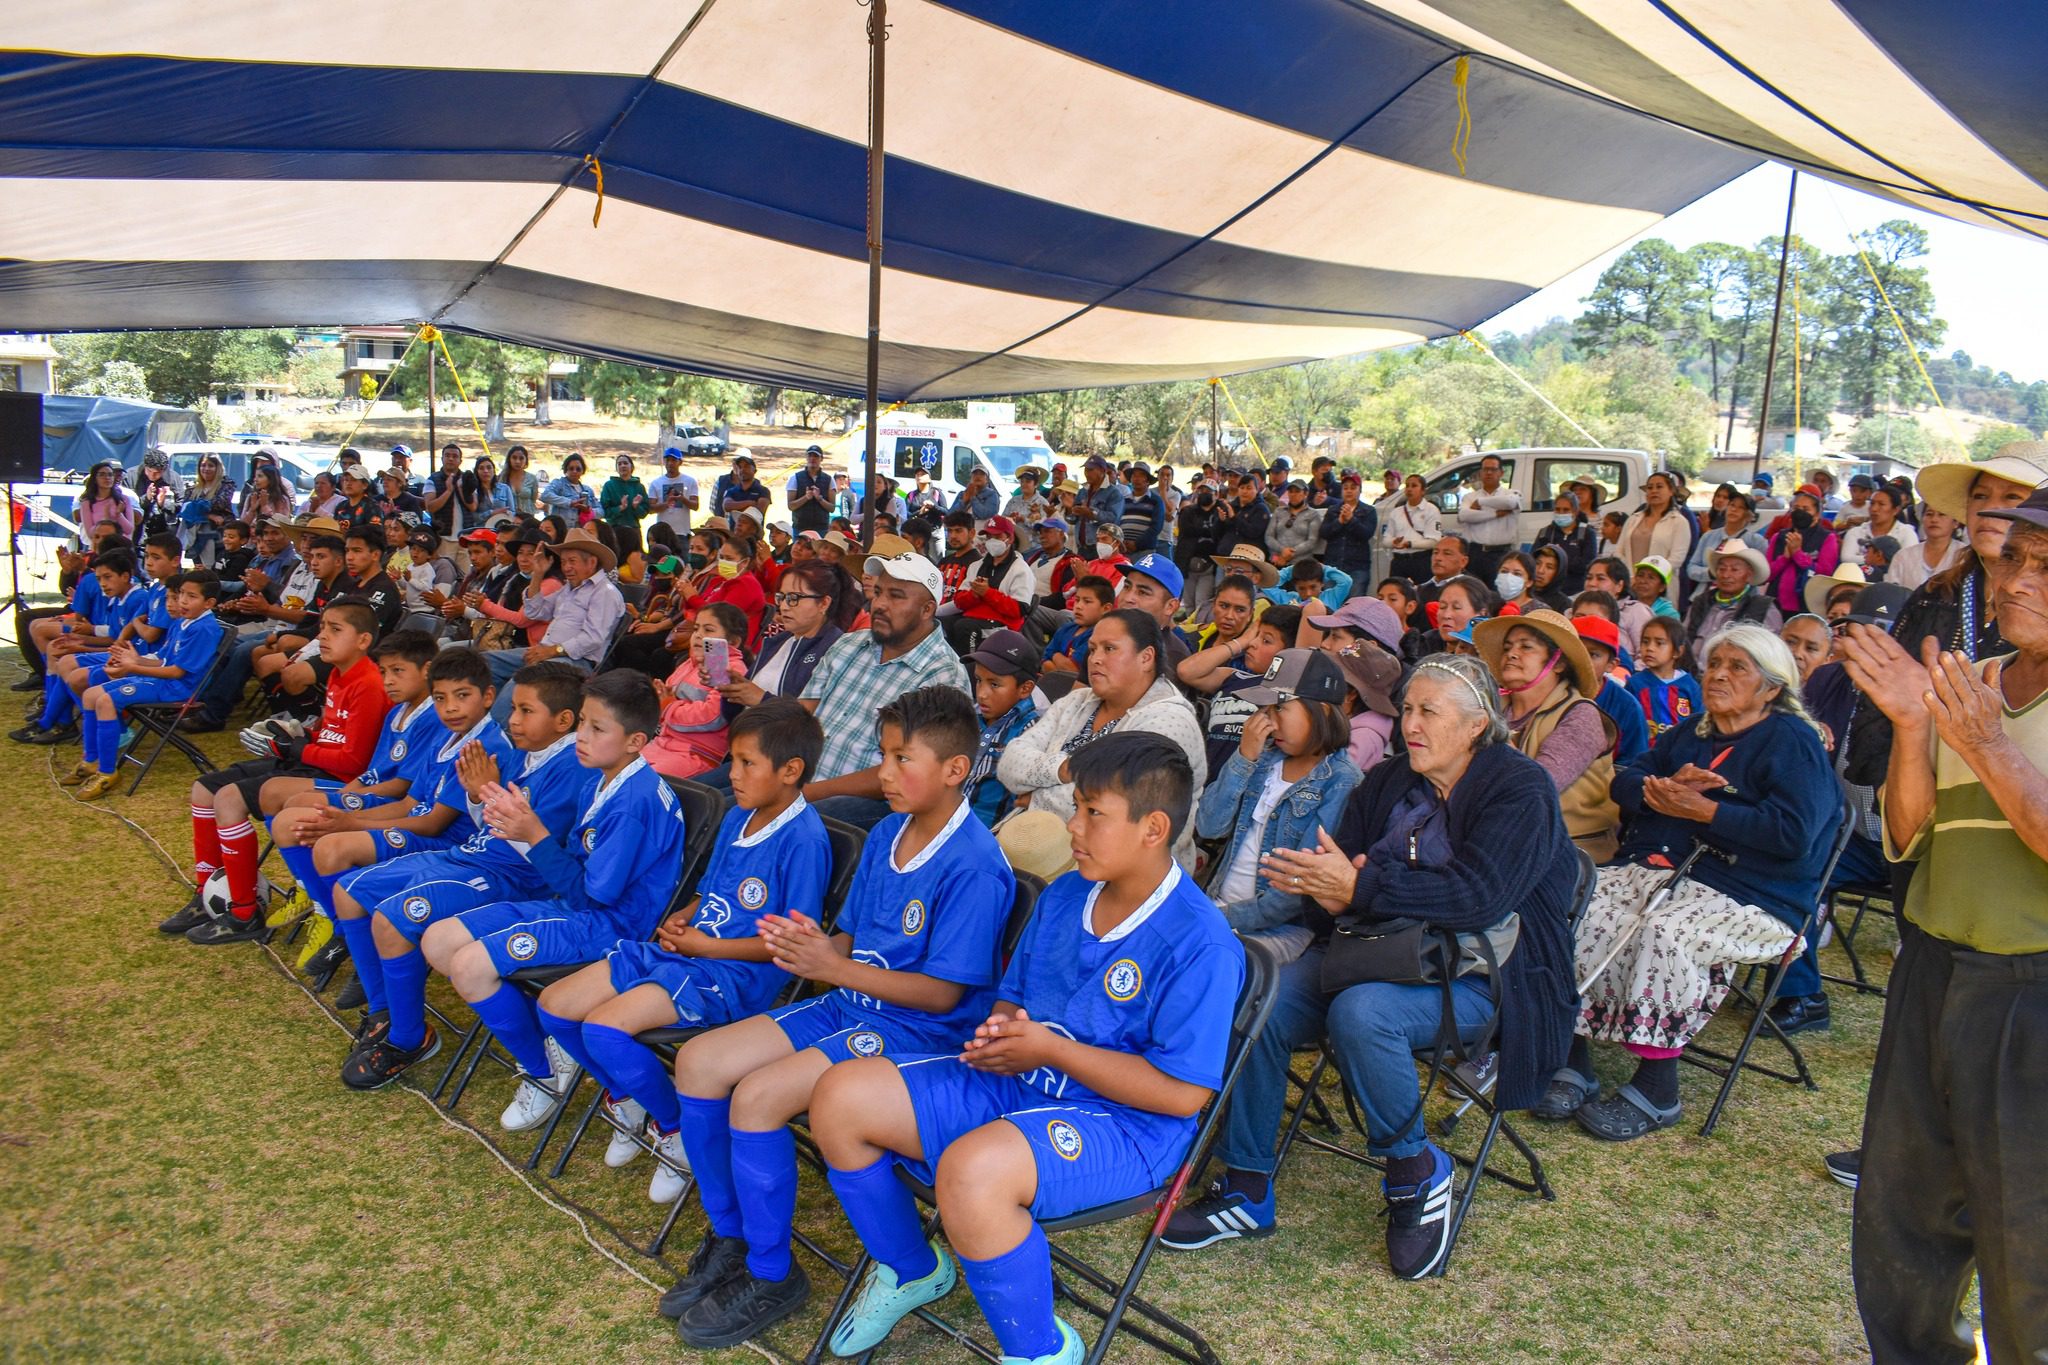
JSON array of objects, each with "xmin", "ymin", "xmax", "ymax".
[{"xmin": 704, "ymin": 637, "xmax": 731, "ymax": 687}]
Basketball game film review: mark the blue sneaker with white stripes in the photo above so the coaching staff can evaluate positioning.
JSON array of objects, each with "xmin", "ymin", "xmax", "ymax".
[
  {"xmin": 1383, "ymin": 1143, "xmax": 1455, "ymax": 1280},
  {"xmin": 1159, "ymin": 1178, "xmax": 1275, "ymax": 1250}
]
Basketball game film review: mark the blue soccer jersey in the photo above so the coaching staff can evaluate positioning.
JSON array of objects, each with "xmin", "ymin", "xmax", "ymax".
[
  {"xmin": 156, "ymin": 610, "xmax": 224, "ymax": 676},
  {"xmin": 458, "ymin": 733, "xmax": 598, "ymax": 880},
  {"xmin": 523, "ymin": 757, "xmax": 689, "ymax": 938},
  {"xmin": 609, "ymin": 797, "xmax": 832, "ymax": 1021},
  {"xmin": 93, "ymin": 584, "xmax": 150, "ymax": 637},
  {"xmin": 400, "ymin": 717, "xmax": 520, "ymax": 843},
  {"xmin": 831, "ymin": 801, "xmax": 1012, "ymax": 1043},
  {"xmin": 349, "ymin": 698, "xmax": 446, "ymax": 798},
  {"xmin": 141, "ymin": 581, "xmax": 172, "ymax": 634},
  {"xmin": 996, "ymin": 864, "xmax": 1244, "ymax": 1166}
]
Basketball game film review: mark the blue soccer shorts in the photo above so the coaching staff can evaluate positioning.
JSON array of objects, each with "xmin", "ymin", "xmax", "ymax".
[
  {"xmin": 366, "ymin": 825, "xmax": 464, "ymax": 863},
  {"xmin": 456, "ymin": 900, "xmax": 633, "ymax": 975},
  {"xmin": 890, "ymin": 1055, "xmax": 1162, "ymax": 1220},
  {"xmin": 312, "ymin": 777, "xmax": 393, "ymax": 813},
  {"xmin": 105, "ymin": 676, "xmax": 195, "ymax": 707},
  {"xmin": 340, "ymin": 854, "xmax": 533, "ymax": 944},
  {"xmin": 765, "ymin": 995, "xmax": 965, "ymax": 1065},
  {"xmin": 606, "ymin": 940, "xmax": 756, "ymax": 1028}
]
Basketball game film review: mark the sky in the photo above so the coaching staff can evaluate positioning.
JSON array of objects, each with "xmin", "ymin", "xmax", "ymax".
[{"xmin": 1480, "ymin": 164, "xmax": 2048, "ymax": 384}]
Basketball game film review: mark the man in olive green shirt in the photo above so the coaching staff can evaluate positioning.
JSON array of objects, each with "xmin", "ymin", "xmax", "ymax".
[{"xmin": 1841, "ymin": 491, "xmax": 2048, "ymax": 1365}]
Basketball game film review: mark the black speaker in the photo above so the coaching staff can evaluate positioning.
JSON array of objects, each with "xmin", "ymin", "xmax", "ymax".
[{"xmin": 0, "ymin": 391, "xmax": 41, "ymax": 484}]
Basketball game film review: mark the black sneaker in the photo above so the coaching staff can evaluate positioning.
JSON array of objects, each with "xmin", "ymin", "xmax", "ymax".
[
  {"xmin": 333, "ymin": 972, "xmax": 368, "ymax": 1012},
  {"xmin": 1160, "ymin": 1178, "xmax": 1275, "ymax": 1250},
  {"xmin": 304, "ymin": 935, "xmax": 350, "ymax": 991},
  {"xmin": 186, "ymin": 909, "xmax": 270, "ymax": 945},
  {"xmin": 20, "ymin": 721, "xmax": 78, "ymax": 745},
  {"xmin": 346, "ymin": 1010, "xmax": 391, "ymax": 1061},
  {"xmin": 159, "ymin": 893, "xmax": 208, "ymax": 935},
  {"xmin": 1768, "ymin": 992, "xmax": 1832, "ymax": 1035},
  {"xmin": 659, "ymin": 1233, "xmax": 749, "ymax": 1319},
  {"xmin": 676, "ymin": 1265, "xmax": 811, "ymax": 1349},
  {"xmin": 9, "ymin": 675, "xmax": 43, "ymax": 692},
  {"xmin": 340, "ymin": 1026, "xmax": 440, "ymax": 1090},
  {"xmin": 1823, "ymin": 1149, "xmax": 1860, "ymax": 1190},
  {"xmin": 1383, "ymin": 1145, "xmax": 1455, "ymax": 1280}
]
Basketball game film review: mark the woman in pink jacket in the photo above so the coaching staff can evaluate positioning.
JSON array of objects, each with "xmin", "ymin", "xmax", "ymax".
[{"xmin": 1765, "ymin": 486, "xmax": 1840, "ymax": 616}]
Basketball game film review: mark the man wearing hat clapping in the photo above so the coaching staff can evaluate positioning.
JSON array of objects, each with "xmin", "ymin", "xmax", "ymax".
[{"xmin": 479, "ymin": 525, "xmax": 626, "ymax": 724}]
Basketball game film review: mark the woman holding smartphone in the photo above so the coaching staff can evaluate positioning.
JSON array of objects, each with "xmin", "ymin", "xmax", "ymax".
[{"xmin": 644, "ymin": 601, "xmax": 750, "ymax": 779}]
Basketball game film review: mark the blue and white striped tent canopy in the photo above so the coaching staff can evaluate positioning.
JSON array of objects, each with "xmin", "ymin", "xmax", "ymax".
[{"xmin": 3, "ymin": 2, "xmax": 2043, "ymax": 400}]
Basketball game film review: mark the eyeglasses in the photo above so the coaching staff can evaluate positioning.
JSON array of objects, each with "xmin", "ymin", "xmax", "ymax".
[{"xmin": 774, "ymin": 592, "xmax": 825, "ymax": 607}]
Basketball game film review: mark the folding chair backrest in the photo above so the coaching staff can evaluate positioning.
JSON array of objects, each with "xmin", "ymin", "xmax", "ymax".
[
  {"xmin": 1568, "ymin": 847, "xmax": 1598, "ymax": 936},
  {"xmin": 663, "ymin": 777, "xmax": 730, "ymax": 911},
  {"xmin": 1002, "ymin": 871, "xmax": 1045, "ymax": 959},
  {"xmin": 618, "ymin": 578, "xmax": 650, "ymax": 609},
  {"xmin": 401, "ymin": 610, "xmax": 446, "ymax": 639},
  {"xmin": 595, "ymin": 615, "xmax": 633, "ymax": 671},
  {"xmin": 818, "ymin": 816, "xmax": 867, "ymax": 932},
  {"xmin": 1808, "ymin": 786, "xmax": 1859, "ymax": 930}
]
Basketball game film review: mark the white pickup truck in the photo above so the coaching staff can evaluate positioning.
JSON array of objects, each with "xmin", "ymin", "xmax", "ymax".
[{"xmin": 1406, "ymin": 446, "xmax": 1660, "ymax": 548}]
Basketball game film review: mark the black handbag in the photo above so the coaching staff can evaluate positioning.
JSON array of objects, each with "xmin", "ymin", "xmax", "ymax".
[{"xmin": 1320, "ymin": 914, "xmax": 1458, "ymax": 992}]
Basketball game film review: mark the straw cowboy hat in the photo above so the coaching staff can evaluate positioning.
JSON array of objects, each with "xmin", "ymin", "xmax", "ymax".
[
  {"xmin": 1213, "ymin": 542, "xmax": 1280, "ymax": 588},
  {"xmin": 554, "ymin": 525, "xmax": 617, "ymax": 571},
  {"xmin": 1473, "ymin": 608, "xmax": 1599, "ymax": 698},
  {"xmin": 281, "ymin": 514, "xmax": 345, "ymax": 545},
  {"xmin": 1804, "ymin": 562, "xmax": 1867, "ymax": 618},
  {"xmin": 1916, "ymin": 442, "xmax": 2048, "ymax": 521},
  {"xmin": 1708, "ymin": 540, "xmax": 1770, "ymax": 587}
]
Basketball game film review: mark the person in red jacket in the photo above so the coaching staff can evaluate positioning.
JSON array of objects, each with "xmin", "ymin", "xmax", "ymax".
[{"xmin": 165, "ymin": 599, "xmax": 393, "ymax": 945}]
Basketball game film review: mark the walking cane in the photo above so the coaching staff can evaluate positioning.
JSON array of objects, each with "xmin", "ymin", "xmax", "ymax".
[{"xmin": 1575, "ymin": 842, "xmax": 1729, "ymax": 998}]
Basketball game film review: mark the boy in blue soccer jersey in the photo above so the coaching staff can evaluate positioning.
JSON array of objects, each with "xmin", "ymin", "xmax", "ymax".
[
  {"xmin": 666, "ymin": 686, "xmax": 1013, "ymax": 1348},
  {"xmin": 266, "ymin": 648, "xmax": 502, "ymax": 923},
  {"xmin": 336, "ymin": 662, "xmax": 591, "ymax": 1086},
  {"xmin": 421, "ymin": 669, "xmax": 689, "ymax": 1133},
  {"xmin": 12, "ymin": 549, "xmax": 150, "ymax": 746},
  {"xmin": 68, "ymin": 570, "xmax": 227, "ymax": 801},
  {"xmin": 804, "ymin": 732, "xmax": 1244, "ymax": 1365},
  {"xmin": 48, "ymin": 534, "xmax": 183, "ymax": 761},
  {"xmin": 533, "ymin": 698, "xmax": 832, "ymax": 1195}
]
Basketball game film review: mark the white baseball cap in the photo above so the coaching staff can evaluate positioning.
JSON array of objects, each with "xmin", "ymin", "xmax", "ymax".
[{"xmin": 863, "ymin": 551, "xmax": 944, "ymax": 601}]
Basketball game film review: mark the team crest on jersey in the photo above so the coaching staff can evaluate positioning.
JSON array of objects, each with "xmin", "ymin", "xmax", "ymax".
[
  {"xmin": 582, "ymin": 827, "xmax": 597, "ymax": 852},
  {"xmin": 901, "ymin": 899, "xmax": 927, "ymax": 935},
  {"xmin": 506, "ymin": 931, "xmax": 539, "ymax": 961},
  {"xmin": 847, "ymin": 1030, "xmax": 885, "ymax": 1058},
  {"xmin": 117, "ymin": 683, "xmax": 137, "ymax": 698},
  {"xmin": 1046, "ymin": 1120, "xmax": 1084, "ymax": 1160},
  {"xmin": 342, "ymin": 793, "xmax": 364, "ymax": 811},
  {"xmin": 402, "ymin": 895, "xmax": 431, "ymax": 923},
  {"xmin": 391, "ymin": 739, "xmax": 407, "ymax": 761},
  {"xmin": 1674, "ymin": 697, "xmax": 1694, "ymax": 718},
  {"xmin": 737, "ymin": 877, "xmax": 768, "ymax": 910},
  {"xmin": 383, "ymin": 829, "xmax": 407, "ymax": 848},
  {"xmin": 698, "ymin": 895, "xmax": 733, "ymax": 934},
  {"xmin": 1104, "ymin": 959, "xmax": 1142, "ymax": 1002}
]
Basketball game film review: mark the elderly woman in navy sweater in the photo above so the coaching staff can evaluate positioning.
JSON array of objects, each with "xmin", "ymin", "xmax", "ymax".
[
  {"xmin": 1537, "ymin": 623, "xmax": 1841, "ymax": 1140},
  {"xmin": 1162, "ymin": 652, "xmax": 1578, "ymax": 1281}
]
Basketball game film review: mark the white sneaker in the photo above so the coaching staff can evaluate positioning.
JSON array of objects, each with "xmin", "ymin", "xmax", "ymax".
[
  {"xmin": 647, "ymin": 1128, "xmax": 692, "ymax": 1203},
  {"xmin": 499, "ymin": 1074, "xmax": 567, "ymax": 1132},
  {"xmin": 603, "ymin": 1096, "xmax": 649, "ymax": 1168},
  {"xmin": 543, "ymin": 1036, "xmax": 578, "ymax": 1091}
]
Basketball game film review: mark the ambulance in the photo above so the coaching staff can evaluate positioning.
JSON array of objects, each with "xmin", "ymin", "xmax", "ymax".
[{"xmin": 843, "ymin": 401, "xmax": 1057, "ymax": 509}]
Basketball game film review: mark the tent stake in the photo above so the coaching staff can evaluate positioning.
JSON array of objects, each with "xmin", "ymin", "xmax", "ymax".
[{"xmin": 859, "ymin": 0, "xmax": 888, "ymax": 549}]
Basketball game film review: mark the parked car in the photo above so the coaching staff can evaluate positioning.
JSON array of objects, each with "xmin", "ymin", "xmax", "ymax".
[
  {"xmin": 1414, "ymin": 446, "xmax": 1659, "ymax": 548},
  {"xmin": 671, "ymin": 423, "xmax": 729, "ymax": 456}
]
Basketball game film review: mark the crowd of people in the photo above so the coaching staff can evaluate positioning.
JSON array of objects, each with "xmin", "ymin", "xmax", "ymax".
[{"xmin": 12, "ymin": 434, "xmax": 2047, "ymax": 1363}]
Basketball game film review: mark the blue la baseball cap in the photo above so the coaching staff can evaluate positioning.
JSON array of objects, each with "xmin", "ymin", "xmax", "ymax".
[
  {"xmin": 1751, "ymin": 471, "xmax": 1775, "ymax": 488},
  {"xmin": 1127, "ymin": 551, "xmax": 1184, "ymax": 598}
]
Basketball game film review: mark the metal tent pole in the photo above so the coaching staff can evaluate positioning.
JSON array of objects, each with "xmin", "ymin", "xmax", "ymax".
[
  {"xmin": 1749, "ymin": 169, "xmax": 1798, "ymax": 482},
  {"xmin": 859, "ymin": 0, "xmax": 888, "ymax": 550}
]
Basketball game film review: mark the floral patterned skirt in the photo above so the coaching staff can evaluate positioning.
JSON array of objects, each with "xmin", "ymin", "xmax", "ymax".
[{"xmin": 1575, "ymin": 861, "xmax": 1798, "ymax": 1050}]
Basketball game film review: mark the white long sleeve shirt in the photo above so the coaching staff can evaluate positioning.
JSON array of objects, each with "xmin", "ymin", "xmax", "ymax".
[{"xmin": 1456, "ymin": 487, "xmax": 1523, "ymax": 548}]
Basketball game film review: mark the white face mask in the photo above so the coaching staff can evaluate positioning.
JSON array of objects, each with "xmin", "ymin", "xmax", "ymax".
[
  {"xmin": 1495, "ymin": 572, "xmax": 1526, "ymax": 599},
  {"xmin": 982, "ymin": 538, "xmax": 1010, "ymax": 559},
  {"xmin": 1096, "ymin": 541, "xmax": 1117, "ymax": 559}
]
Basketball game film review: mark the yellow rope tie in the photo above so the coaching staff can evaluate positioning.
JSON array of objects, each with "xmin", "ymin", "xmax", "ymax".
[
  {"xmin": 1216, "ymin": 377, "xmax": 1267, "ymax": 467},
  {"xmin": 1450, "ymin": 56, "xmax": 1473, "ymax": 176},
  {"xmin": 582, "ymin": 155, "xmax": 605, "ymax": 227},
  {"xmin": 1458, "ymin": 330, "xmax": 1607, "ymax": 449},
  {"xmin": 432, "ymin": 333, "xmax": 493, "ymax": 459},
  {"xmin": 334, "ymin": 327, "xmax": 427, "ymax": 458},
  {"xmin": 1849, "ymin": 232, "xmax": 1958, "ymax": 446}
]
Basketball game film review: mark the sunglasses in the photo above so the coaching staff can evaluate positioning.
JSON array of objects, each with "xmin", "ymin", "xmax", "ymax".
[{"xmin": 774, "ymin": 592, "xmax": 826, "ymax": 607}]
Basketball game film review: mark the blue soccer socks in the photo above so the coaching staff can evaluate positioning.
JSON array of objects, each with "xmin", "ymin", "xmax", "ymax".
[
  {"xmin": 959, "ymin": 1225, "xmax": 1062, "ymax": 1360},
  {"xmin": 827, "ymin": 1154, "xmax": 940, "ymax": 1284},
  {"xmin": 471, "ymin": 981, "xmax": 550, "ymax": 1079},
  {"xmin": 730, "ymin": 1126, "xmax": 799, "ymax": 1281},
  {"xmin": 582, "ymin": 1023, "xmax": 681, "ymax": 1131},
  {"xmin": 677, "ymin": 1095, "xmax": 742, "ymax": 1239},
  {"xmin": 381, "ymin": 946, "xmax": 430, "ymax": 1051},
  {"xmin": 332, "ymin": 913, "xmax": 387, "ymax": 1015}
]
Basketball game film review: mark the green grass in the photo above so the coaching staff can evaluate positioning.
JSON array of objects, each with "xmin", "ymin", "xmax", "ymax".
[{"xmin": 0, "ymin": 654, "xmax": 1882, "ymax": 1363}]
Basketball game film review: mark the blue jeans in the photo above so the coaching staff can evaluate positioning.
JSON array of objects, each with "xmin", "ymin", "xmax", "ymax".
[
  {"xmin": 196, "ymin": 630, "xmax": 267, "ymax": 725},
  {"xmin": 486, "ymin": 648, "xmax": 590, "ymax": 723},
  {"xmin": 1218, "ymin": 948, "xmax": 1494, "ymax": 1169}
]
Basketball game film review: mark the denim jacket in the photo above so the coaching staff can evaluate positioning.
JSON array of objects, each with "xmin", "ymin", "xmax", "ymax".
[{"xmin": 1195, "ymin": 745, "xmax": 1362, "ymax": 933}]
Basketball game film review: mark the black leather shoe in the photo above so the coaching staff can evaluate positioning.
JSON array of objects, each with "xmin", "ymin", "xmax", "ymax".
[
  {"xmin": 1767, "ymin": 993, "xmax": 1831, "ymax": 1035},
  {"xmin": 176, "ymin": 716, "xmax": 225, "ymax": 734},
  {"xmin": 10, "ymin": 675, "xmax": 43, "ymax": 692}
]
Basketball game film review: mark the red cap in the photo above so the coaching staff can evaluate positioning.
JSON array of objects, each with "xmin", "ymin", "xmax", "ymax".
[
  {"xmin": 1796, "ymin": 483, "xmax": 1823, "ymax": 499},
  {"xmin": 458, "ymin": 528, "xmax": 498, "ymax": 545},
  {"xmin": 983, "ymin": 514, "xmax": 1017, "ymax": 538},
  {"xmin": 1572, "ymin": 615, "xmax": 1620, "ymax": 651}
]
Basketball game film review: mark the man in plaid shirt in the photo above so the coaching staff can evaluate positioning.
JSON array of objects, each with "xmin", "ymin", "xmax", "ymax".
[{"xmin": 799, "ymin": 552, "xmax": 969, "ymax": 828}]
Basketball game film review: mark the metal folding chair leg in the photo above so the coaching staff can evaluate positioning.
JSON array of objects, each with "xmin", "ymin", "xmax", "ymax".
[{"xmin": 1682, "ymin": 950, "xmax": 1817, "ymax": 1137}]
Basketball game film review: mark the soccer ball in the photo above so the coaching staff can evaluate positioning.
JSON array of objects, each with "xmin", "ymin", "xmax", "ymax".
[{"xmin": 200, "ymin": 869, "xmax": 274, "ymax": 919}]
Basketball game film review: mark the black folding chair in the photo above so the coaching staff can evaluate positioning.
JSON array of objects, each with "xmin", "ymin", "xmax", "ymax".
[
  {"xmin": 1821, "ymin": 878, "xmax": 1897, "ymax": 997},
  {"xmin": 1681, "ymin": 790, "xmax": 1857, "ymax": 1136},
  {"xmin": 530, "ymin": 815, "xmax": 870, "ymax": 1257},
  {"xmin": 119, "ymin": 625, "xmax": 241, "ymax": 794},
  {"xmin": 803, "ymin": 935, "xmax": 1282, "ymax": 1365}
]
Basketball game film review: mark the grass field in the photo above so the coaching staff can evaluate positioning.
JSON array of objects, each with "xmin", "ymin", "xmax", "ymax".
[{"xmin": 0, "ymin": 649, "xmax": 1887, "ymax": 1363}]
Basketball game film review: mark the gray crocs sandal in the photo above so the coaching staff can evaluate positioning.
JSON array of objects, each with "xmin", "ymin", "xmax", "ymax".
[
  {"xmin": 1528, "ymin": 1068, "xmax": 1599, "ymax": 1121},
  {"xmin": 1574, "ymin": 1084, "xmax": 1683, "ymax": 1142}
]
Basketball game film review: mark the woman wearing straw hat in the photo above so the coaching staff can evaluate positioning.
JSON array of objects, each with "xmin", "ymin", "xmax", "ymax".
[{"xmin": 1473, "ymin": 609, "xmax": 1620, "ymax": 862}]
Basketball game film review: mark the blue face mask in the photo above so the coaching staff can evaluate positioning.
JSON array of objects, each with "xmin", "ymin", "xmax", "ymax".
[{"xmin": 1552, "ymin": 514, "xmax": 1576, "ymax": 528}]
